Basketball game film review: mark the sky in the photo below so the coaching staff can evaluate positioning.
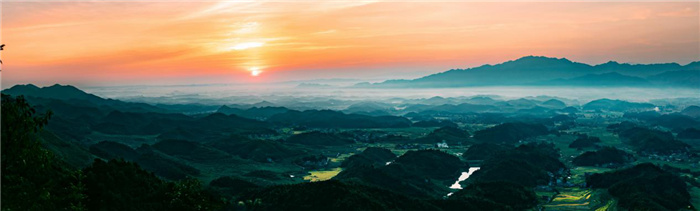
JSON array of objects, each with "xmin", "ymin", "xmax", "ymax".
[{"xmin": 1, "ymin": 1, "xmax": 698, "ymax": 87}]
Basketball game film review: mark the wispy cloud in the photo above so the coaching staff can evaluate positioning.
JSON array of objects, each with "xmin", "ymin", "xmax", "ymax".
[{"xmin": 2, "ymin": 1, "xmax": 698, "ymax": 86}]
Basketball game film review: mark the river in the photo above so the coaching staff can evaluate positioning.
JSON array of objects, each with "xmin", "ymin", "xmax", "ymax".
[{"xmin": 449, "ymin": 167, "xmax": 481, "ymax": 190}]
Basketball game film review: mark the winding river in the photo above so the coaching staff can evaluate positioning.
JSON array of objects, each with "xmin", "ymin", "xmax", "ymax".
[{"xmin": 446, "ymin": 167, "xmax": 481, "ymax": 197}]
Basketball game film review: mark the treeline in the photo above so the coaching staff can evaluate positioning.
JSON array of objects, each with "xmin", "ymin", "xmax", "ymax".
[
  {"xmin": 1, "ymin": 94, "xmax": 224, "ymax": 210},
  {"xmin": 240, "ymin": 147, "xmax": 542, "ymax": 210},
  {"xmin": 586, "ymin": 163, "xmax": 692, "ymax": 210},
  {"xmin": 238, "ymin": 179, "xmax": 537, "ymax": 211},
  {"xmin": 572, "ymin": 147, "xmax": 634, "ymax": 167},
  {"xmin": 607, "ymin": 121, "xmax": 690, "ymax": 155},
  {"xmin": 5, "ymin": 94, "xmax": 547, "ymax": 210},
  {"xmin": 468, "ymin": 142, "xmax": 566, "ymax": 187}
]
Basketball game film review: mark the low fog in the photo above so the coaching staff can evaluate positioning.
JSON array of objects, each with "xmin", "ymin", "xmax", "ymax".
[{"xmin": 82, "ymin": 83, "xmax": 700, "ymax": 112}]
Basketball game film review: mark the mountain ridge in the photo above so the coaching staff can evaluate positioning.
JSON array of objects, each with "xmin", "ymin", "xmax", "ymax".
[
  {"xmin": 360, "ymin": 56, "xmax": 699, "ymax": 88},
  {"xmin": 2, "ymin": 83, "xmax": 166, "ymax": 113}
]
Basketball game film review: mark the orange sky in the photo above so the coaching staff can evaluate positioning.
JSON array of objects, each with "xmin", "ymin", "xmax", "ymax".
[{"xmin": 1, "ymin": 1, "xmax": 698, "ymax": 87}]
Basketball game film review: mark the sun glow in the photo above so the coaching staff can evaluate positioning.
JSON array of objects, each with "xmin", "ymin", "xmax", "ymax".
[
  {"xmin": 250, "ymin": 67, "xmax": 263, "ymax": 76},
  {"xmin": 232, "ymin": 42, "xmax": 264, "ymax": 50},
  {"xmin": 3, "ymin": 2, "xmax": 698, "ymax": 85}
]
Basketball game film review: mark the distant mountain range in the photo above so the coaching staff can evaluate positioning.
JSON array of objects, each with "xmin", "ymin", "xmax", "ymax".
[
  {"xmin": 2, "ymin": 84, "xmax": 165, "ymax": 113},
  {"xmin": 4, "ymin": 84, "xmax": 104, "ymax": 102},
  {"xmin": 357, "ymin": 56, "xmax": 700, "ymax": 88}
]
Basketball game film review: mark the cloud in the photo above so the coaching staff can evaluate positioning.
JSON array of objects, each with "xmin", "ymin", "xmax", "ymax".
[{"xmin": 2, "ymin": 1, "xmax": 698, "ymax": 86}]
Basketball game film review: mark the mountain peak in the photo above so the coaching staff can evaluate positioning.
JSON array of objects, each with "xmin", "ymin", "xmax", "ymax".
[
  {"xmin": 600, "ymin": 61, "xmax": 620, "ymax": 65},
  {"xmin": 494, "ymin": 56, "xmax": 585, "ymax": 70},
  {"xmin": 373, "ymin": 55, "xmax": 697, "ymax": 88},
  {"xmin": 7, "ymin": 84, "xmax": 41, "ymax": 91},
  {"xmin": 46, "ymin": 84, "xmax": 84, "ymax": 92},
  {"xmin": 2, "ymin": 83, "xmax": 100, "ymax": 102},
  {"xmin": 685, "ymin": 61, "xmax": 700, "ymax": 69},
  {"xmin": 22, "ymin": 84, "xmax": 41, "ymax": 89},
  {"xmin": 511, "ymin": 55, "xmax": 573, "ymax": 64},
  {"xmin": 253, "ymin": 101, "xmax": 276, "ymax": 107},
  {"xmin": 49, "ymin": 83, "xmax": 67, "ymax": 87}
]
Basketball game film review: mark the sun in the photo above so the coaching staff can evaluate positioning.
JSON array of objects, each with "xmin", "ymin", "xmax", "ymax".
[{"xmin": 250, "ymin": 67, "xmax": 263, "ymax": 76}]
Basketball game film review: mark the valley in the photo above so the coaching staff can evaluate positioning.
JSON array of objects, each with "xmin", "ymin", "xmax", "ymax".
[
  {"xmin": 4, "ymin": 1, "xmax": 699, "ymax": 210},
  {"xmin": 3, "ymin": 84, "xmax": 699, "ymax": 210}
]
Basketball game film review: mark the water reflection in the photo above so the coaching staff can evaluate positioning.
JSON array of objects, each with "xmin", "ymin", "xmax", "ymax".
[{"xmin": 449, "ymin": 167, "xmax": 480, "ymax": 189}]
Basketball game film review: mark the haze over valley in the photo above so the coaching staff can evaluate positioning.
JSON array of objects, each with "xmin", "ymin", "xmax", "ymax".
[{"xmin": 71, "ymin": 55, "xmax": 700, "ymax": 108}]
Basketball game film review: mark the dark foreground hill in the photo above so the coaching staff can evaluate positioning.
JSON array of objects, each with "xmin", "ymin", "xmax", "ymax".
[
  {"xmin": 468, "ymin": 142, "xmax": 566, "ymax": 187},
  {"xmin": 3, "ymin": 84, "xmax": 698, "ymax": 210},
  {"xmin": 473, "ymin": 122, "xmax": 548, "ymax": 144},
  {"xmin": 341, "ymin": 147, "xmax": 396, "ymax": 169},
  {"xmin": 587, "ymin": 163, "xmax": 692, "ymax": 210},
  {"xmin": 1, "ymin": 94, "xmax": 223, "ymax": 210},
  {"xmin": 336, "ymin": 149, "xmax": 468, "ymax": 197},
  {"xmin": 240, "ymin": 180, "xmax": 441, "ymax": 211}
]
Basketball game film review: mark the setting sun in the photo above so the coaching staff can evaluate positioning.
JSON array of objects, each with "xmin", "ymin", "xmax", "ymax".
[
  {"xmin": 2, "ymin": 1, "xmax": 698, "ymax": 86},
  {"xmin": 250, "ymin": 67, "xmax": 263, "ymax": 76},
  {"xmin": 1, "ymin": 1, "xmax": 698, "ymax": 210}
]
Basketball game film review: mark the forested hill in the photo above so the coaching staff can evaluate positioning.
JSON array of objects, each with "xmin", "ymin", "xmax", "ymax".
[
  {"xmin": 2, "ymin": 84, "xmax": 165, "ymax": 113},
  {"xmin": 2, "ymin": 83, "xmax": 699, "ymax": 210},
  {"xmin": 361, "ymin": 56, "xmax": 700, "ymax": 88}
]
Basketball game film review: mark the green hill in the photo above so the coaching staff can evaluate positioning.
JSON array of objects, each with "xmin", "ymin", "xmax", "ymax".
[
  {"xmin": 209, "ymin": 137, "xmax": 305, "ymax": 162},
  {"xmin": 240, "ymin": 180, "xmax": 441, "ymax": 211},
  {"xmin": 568, "ymin": 135, "xmax": 601, "ymax": 149},
  {"xmin": 449, "ymin": 181, "xmax": 537, "ymax": 210},
  {"xmin": 462, "ymin": 143, "xmax": 509, "ymax": 160},
  {"xmin": 341, "ymin": 147, "xmax": 397, "ymax": 169},
  {"xmin": 135, "ymin": 151, "xmax": 201, "ymax": 180},
  {"xmin": 268, "ymin": 110, "xmax": 411, "ymax": 128},
  {"xmin": 583, "ymin": 99, "xmax": 655, "ymax": 112},
  {"xmin": 469, "ymin": 143, "xmax": 565, "ymax": 187},
  {"xmin": 89, "ymin": 141, "xmax": 139, "ymax": 161},
  {"xmin": 473, "ymin": 122, "xmax": 548, "ymax": 144},
  {"xmin": 572, "ymin": 147, "xmax": 634, "ymax": 167},
  {"xmin": 151, "ymin": 139, "xmax": 231, "ymax": 162},
  {"xmin": 414, "ymin": 126, "xmax": 471, "ymax": 145},
  {"xmin": 366, "ymin": 56, "xmax": 699, "ymax": 88},
  {"xmin": 286, "ymin": 131, "xmax": 355, "ymax": 146},
  {"xmin": 586, "ymin": 163, "xmax": 692, "ymax": 210},
  {"xmin": 3, "ymin": 84, "xmax": 164, "ymax": 112},
  {"xmin": 336, "ymin": 150, "xmax": 468, "ymax": 197}
]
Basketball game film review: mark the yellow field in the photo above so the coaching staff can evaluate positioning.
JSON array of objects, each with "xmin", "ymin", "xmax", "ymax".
[
  {"xmin": 553, "ymin": 190, "xmax": 591, "ymax": 203},
  {"xmin": 303, "ymin": 167, "xmax": 343, "ymax": 182},
  {"xmin": 329, "ymin": 153, "xmax": 355, "ymax": 163},
  {"xmin": 544, "ymin": 188, "xmax": 595, "ymax": 210},
  {"xmin": 595, "ymin": 200, "xmax": 614, "ymax": 211}
]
